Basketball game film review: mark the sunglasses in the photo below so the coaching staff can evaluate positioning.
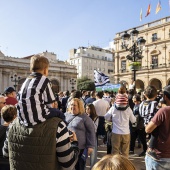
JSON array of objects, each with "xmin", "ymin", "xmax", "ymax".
[{"xmin": 0, "ymin": 102, "xmax": 6, "ymax": 104}]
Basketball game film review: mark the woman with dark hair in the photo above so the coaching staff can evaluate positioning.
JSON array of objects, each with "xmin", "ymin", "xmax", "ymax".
[{"xmin": 86, "ymin": 103, "xmax": 98, "ymax": 169}]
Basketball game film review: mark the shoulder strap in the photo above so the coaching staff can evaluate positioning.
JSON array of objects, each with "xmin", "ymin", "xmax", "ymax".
[
  {"xmin": 94, "ymin": 116, "xmax": 98, "ymax": 123},
  {"xmin": 67, "ymin": 115, "xmax": 78, "ymax": 125}
]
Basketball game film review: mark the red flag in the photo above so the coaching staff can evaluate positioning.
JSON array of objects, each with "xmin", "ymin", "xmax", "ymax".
[{"xmin": 145, "ymin": 4, "xmax": 151, "ymax": 17}]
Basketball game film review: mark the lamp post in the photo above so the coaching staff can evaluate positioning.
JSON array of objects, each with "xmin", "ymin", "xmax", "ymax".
[
  {"xmin": 70, "ymin": 78, "xmax": 76, "ymax": 90},
  {"xmin": 121, "ymin": 28, "xmax": 146, "ymax": 82},
  {"xmin": 10, "ymin": 74, "xmax": 20, "ymax": 91}
]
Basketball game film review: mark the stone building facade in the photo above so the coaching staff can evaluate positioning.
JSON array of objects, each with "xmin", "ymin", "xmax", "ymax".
[
  {"xmin": 0, "ymin": 51, "xmax": 77, "ymax": 94},
  {"xmin": 114, "ymin": 16, "xmax": 170, "ymax": 91},
  {"xmin": 68, "ymin": 46, "xmax": 114, "ymax": 83}
]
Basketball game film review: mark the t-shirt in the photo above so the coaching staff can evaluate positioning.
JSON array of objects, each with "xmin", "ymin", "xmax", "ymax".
[
  {"xmin": 93, "ymin": 99, "xmax": 110, "ymax": 117},
  {"xmin": 139, "ymin": 100, "xmax": 158, "ymax": 125},
  {"xmin": 17, "ymin": 72, "xmax": 56, "ymax": 126},
  {"xmin": 151, "ymin": 106, "xmax": 170, "ymax": 158}
]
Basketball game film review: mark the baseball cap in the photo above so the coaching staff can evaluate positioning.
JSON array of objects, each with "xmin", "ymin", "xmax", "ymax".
[
  {"xmin": 4, "ymin": 87, "xmax": 15, "ymax": 94},
  {"xmin": 163, "ymin": 85, "xmax": 170, "ymax": 95}
]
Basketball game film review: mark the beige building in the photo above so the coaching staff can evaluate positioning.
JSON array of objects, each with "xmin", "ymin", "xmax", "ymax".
[
  {"xmin": 68, "ymin": 46, "xmax": 114, "ymax": 83},
  {"xmin": 114, "ymin": 16, "xmax": 170, "ymax": 91},
  {"xmin": 0, "ymin": 51, "xmax": 77, "ymax": 94}
]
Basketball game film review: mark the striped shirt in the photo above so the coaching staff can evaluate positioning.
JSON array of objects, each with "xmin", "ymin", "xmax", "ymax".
[
  {"xmin": 139, "ymin": 100, "xmax": 158, "ymax": 125},
  {"xmin": 17, "ymin": 72, "xmax": 55, "ymax": 126},
  {"xmin": 3, "ymin": 120, "xmax": 79, "ymax": 170},
  {"xmin": 115, "ymin": 93, "xmax": 128, "ymax": 107}
]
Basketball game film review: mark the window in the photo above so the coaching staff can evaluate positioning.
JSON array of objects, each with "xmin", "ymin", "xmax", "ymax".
[
  {"xmin": 152, "ymin": 33, "xmax": 157, "ymax": 42},
  {"xmin": 108, "ymin": 69, "xmax": 113, "ymax": 74},
  {"xmin": 121, "ymin": 60, "xmax": 126, "ymax": 72},
  {"xmin": 151, "ymin": 55, "xmax": 158, "ymax": 69},
  {"xmin": 152, "ymin": 55, "xmax": 158, "ymax": 65},
  {"xmin": 105, "ymin": 57, "xmax": 107, "ymax": 60}
]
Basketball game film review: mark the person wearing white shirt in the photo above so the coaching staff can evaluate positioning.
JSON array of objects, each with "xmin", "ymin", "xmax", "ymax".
[
  {"xmin": 93, "ymin": 92, "xmax": 110, "ymax": 139},
  {"xmin": 105, "ymin": 105, "xmax": 136, "ymax": 157}
]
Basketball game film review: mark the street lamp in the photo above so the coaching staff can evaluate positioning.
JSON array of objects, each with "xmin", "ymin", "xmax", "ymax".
[
  {"xmin": 121, "ymin": 28, "xmax": 146, "ymax": 81},
  {"xmin": 70, "ymin": 78, "xmax": 76, "ymax": 90},
  {"xmin": 11, "ymin": 74, "xmax": 20, "ymax": 91}
]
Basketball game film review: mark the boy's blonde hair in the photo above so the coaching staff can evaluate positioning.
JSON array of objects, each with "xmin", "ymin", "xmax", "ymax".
[
  {"xmin": 30, "ymin": 55, "xmax": 49, "ymax": 72},
  {"xmin": 1, "ymin": 105, "xmax": 17, "ymax": 123},
  {"xmin": 92, "ymin": 154, "xmax": 136, "ymax": 170},
  {"xmin": 68, "ymin": 98, "xmax": 85, "ymax": 114}
]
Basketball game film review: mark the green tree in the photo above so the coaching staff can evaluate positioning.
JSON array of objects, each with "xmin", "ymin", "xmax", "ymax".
[{"xmin": 77, "ymin": 76, "xmax": 95, "ymax": 91}]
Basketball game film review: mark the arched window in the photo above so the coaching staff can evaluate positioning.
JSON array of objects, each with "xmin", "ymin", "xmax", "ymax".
[{"xmin": 149, "ymin": 79, "xmax": 162, "ymax": 90}]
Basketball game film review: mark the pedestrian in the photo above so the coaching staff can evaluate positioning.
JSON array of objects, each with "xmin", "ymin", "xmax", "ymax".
[
  {"xmin": 65, "ymin": 98, "xmax": 95, "ymax": 170},
  {"xmin": 93, "ymin": 91, "xmax": 110, "ymax": 142},
  {"xmin": 17, "ymin": 55, "xmax": 64, "ymax": 127},
  {"xmin": 129, "ymin": 94, "xmax": 147, "ymax": 156},
  {"xmin": 145, "ymin": 85, "xmax": 170, "ymax": 169},
  {"xmin": 115, "ymin": 86, "xmax": 129, "ymax": 110},
  {"xmin": 85, "ymin": 91, "xmax": 96, "ymax": 104},
  {"xmin": 3, "ymin": 87, "xmax": 17, "ymax": 105},
  {"xmin": 0, "ymin": 95, "xmax": 6, "ymax": 125},
  {"xmin": 0, "ymin": 105, "xmax": 17, "ymax": 170},
  {"xmin": 85, "ymin": 103, "xmax": 99, "ymax": 169},
  {"xmin": 139, "ymin": 85, "xmax": 158, "ymax": 159},
  {"xmin": 105, "ymin": 96, "xmax": 136, "ymax": 157}
]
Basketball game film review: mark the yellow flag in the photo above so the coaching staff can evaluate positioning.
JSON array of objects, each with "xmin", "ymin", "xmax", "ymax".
[{"xmin": 156, "ymin": 0, "xmax": 161, "ymax": 14}]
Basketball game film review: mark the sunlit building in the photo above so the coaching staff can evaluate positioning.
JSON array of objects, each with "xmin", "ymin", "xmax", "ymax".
[
  {"xmin": 0, "ymin": 51, "xmax": 77, "ymax": 94},
  {"xmin": 68, "ymin": 45, "xmax": 115, "ymax": 83},
  {"xmin": 114, "ymin": 16, "xmax": 170, "ymax": 91}
]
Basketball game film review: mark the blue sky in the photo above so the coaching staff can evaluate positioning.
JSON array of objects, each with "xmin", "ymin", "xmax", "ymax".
[{"xmin": 0, "ymin": 0, "xmax": 169, "ymax": 61}]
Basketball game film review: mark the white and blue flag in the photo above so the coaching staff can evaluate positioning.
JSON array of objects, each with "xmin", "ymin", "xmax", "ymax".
[{"xmin": 94, "ymin": 70, "xmax": 110, "ymax": 87}]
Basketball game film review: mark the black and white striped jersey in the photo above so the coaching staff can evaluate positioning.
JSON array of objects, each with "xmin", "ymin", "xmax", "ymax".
[
  {"xmin": 17, "ymin": 72, "xmax": 55, "ymax": 126},
  {"xmin": 139, "ymin": 100, "xmax": 158, "ymax": 125}
]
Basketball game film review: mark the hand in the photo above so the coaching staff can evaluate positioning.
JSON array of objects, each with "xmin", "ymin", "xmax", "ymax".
[
  {"xmin": 88, "ymin": 148, "xmax": 93, "ymax": 156},
  {"xmin": 69, "ymin": 131, "xmax": 77, "ymax": 142}
]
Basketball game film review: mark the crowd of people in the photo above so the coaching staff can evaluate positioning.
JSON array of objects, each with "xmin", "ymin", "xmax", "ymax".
[{"xmin": 0, "ymin": 54, "xmax": 170, "ymax": 170}]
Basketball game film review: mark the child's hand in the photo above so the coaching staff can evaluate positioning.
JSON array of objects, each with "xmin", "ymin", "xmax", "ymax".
[{"xmin": 69, "ymin": 131, "xmax": 77, "ymax": 142}]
